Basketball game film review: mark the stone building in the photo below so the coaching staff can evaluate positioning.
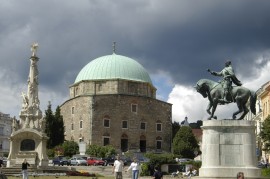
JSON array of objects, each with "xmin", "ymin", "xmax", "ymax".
[
  {"xmin": 245, "ymin": 81, "xmax": 270, "ymax": 161},
  {"xmin": 60, "ymin": 52, "xmax": 172, "ymax": 153},
  {"xmin": 0, "ymin": 112, "xmax": 12, "ymax": 156}
]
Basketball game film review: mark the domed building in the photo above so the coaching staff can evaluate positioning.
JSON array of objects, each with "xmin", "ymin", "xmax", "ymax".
[{"xmin": 60, "ymin": 51, "xmax": 172, "ymax": 153}]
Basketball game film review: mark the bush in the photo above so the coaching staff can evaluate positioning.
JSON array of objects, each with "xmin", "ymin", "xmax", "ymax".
[
  {"xmin": 140, "ymin": 153, "xmax": 177, "ymax": 176},
  {"xmin": 47, "ymin": 149, "xmax": 55, "ymax": 158},
  {"xmin": 66, "ymin": 171, "xmax": 96, "ymax": 176},
  {"xmin": 261, "ymin": 168, "xmax": 270, "ymax": 177}
]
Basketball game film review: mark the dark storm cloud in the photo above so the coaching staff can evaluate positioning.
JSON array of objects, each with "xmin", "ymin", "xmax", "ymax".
[{"xmin": 1, "ymin": 0, "xmax": 270, "ymax": 118}]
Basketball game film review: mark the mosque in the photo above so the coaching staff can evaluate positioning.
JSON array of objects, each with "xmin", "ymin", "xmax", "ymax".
[{"xmin": 60, "ymin": 46, "xmax": 172, "ymax": 153}]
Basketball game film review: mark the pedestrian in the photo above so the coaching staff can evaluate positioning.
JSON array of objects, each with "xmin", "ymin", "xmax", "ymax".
[
  {"xmin": 126, "ymin": 157, "xmax": 140, "ymax": 179},
  {"xmin": 0, "ymin": 157, "xmax": 3, "ymax": 173},
  {"xmin": 237, "ymin": 172, "xmax": 244, "ymax": 179},
  {"xmin": 112, "ymin": 155, "xmax": 124, "ymax": 179},
  {"xmin": 22, "ymin": 159, "xmax": 30, "ymax": 179},
  {"xmin": 153, "ymin": 167, "xmax": 163, "ymax": 179}
]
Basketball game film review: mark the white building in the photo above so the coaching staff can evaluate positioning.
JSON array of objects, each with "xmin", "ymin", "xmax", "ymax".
[{"xmin": 0, "ymin": 112, "xmax": 12, "ymax": 156}]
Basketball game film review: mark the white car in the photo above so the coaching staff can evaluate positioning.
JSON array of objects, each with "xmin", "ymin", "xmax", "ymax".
[{"xmin": 69, "ymin": 157, "xmax": 87, "ymax": 166}]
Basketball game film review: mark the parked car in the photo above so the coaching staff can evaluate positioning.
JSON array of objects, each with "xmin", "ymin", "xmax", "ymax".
[
  {"xmin": 69, "ymin": 157, "xmax": 87, "ymax": 166},
  {"xmin": 87, "ymin": 157, "xmax": 105, "ymax": 166},
  {"xmin": 102, "ymin": 156, "xmax": 115, "ymax": 166},
  {"xmin": 123, "ymin": 157, "xmax": 132, "ymax": 166},
  {"xmin": 178, "ymin": 158, "xmax": 193, "ymax": 163},
  {"xmin": 53, "ymin": 156, "xmax": 70, "ymax": 166}
]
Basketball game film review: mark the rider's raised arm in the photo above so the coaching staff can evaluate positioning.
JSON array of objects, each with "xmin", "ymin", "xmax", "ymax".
[{"xmin": 207, "ymin": 69, "xmax": 221, "ymax": 76}]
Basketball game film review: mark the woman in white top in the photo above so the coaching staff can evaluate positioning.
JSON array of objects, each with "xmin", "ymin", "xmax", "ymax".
[{"xmin": 126, "ymin": 157, "xmax": 140, "ymax": 179}]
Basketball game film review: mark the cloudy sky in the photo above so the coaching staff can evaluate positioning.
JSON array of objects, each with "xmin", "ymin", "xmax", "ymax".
[{"xmin": 1, "ymin": 0, "xmax": 270, "ymax": 123}]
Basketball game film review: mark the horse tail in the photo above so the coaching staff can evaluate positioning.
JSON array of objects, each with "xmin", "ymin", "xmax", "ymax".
[{"xmin": 250, "ymin": 90, "xmax": 257, "ymax": 115}]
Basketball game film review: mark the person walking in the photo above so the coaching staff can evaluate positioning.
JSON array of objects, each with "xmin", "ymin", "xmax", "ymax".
[
  {"xmin": 112, "ymin": 155, "xmax": 124, "ymax": 179},
  {"xmin": 126, "ymin": 157, "xmax": 140, "ymax": 179},
  {"xmin": 153, "ymin": 167, "xmax": 163, "ymax": 179},
  {"xmin": 22, "ymin": 159, "xmax": 30, "ymax": 179}
]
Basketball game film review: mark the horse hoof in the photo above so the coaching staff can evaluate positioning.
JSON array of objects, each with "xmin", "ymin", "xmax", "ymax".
[{"xmin": 213, "ymin": 116, "xmax": 217, "ymax": 119}]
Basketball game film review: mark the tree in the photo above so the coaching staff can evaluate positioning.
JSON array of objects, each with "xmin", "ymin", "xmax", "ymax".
[
  {"xmin": 86, "ymin": 144, "xmax": 116, "ymax": 158},
  {"xmin": 173, "ymin": 126, "xmax": 200, "ymax": 159},
  {"xmin": 62, "ymin": 141, "xmax": 79, "ymax": 157},
  {"xmin": 45, "ymin": 102, "xmax": 55, "ymax": 149},
  {"xmin": 172, "ymin": 121, "xmax": 180, "ymax": 140},
  {"xmin": 54, "ymin": 106, "xmax": 65, "ymax": 145},
  {"xmin": 44, "ymin": 102, "xmax": 65, "ymax": 149},
  {"xmin": 260, "ymin": 115, "xmax": 270, "ymax": 152}
]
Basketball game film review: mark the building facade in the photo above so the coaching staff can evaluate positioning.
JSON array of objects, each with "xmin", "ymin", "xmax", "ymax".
[
  {"xmin": 61, "ymin": 53, "xmax": 172, "ymax": 153},
  {"xmin": 245, "ymin": 81, "xmax": 270, "ymax": 161},
  {"xmin": 0, "ymin": 112, "xmax": 12, "ymax": 156}
]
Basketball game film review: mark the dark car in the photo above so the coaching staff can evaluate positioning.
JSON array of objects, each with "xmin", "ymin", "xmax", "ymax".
[
  {"xmin": 123, "ymin": 157, "xmax": 132, "ymax": 166},
  {"xmin": 53, "ymin": 156, "xmax": 70, "ymax": 166},
  {"xmin": 102, "ymin": 157, "xmax": 115, "ymax": 166},
  {"xmin": 87, "ymin": 157, "xmax": 105, "ymax": 166}
]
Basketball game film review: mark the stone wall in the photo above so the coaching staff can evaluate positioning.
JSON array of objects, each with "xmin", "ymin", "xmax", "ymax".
[{"xmin": 61, "ymin": 93, "xmax": 172, "ymax": 153}]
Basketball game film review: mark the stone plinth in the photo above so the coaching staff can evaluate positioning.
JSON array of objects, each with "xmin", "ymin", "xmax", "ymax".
[{"xmin": 199, "ymin": 120, "xmax": 261, "ymax": 178}]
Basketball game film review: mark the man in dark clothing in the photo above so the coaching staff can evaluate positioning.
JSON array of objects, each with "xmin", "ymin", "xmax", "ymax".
[{"xmin": 153, "ymin": 167, "xmax": 163, "ymax": 179}]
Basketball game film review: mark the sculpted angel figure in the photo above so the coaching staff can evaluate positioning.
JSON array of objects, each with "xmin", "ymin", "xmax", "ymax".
[{"xmin": 31, "ymin": 42, "xmax": 39, "ymax": 57}]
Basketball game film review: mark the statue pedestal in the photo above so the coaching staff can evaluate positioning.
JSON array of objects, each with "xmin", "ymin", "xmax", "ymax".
[
  {"xmin": 199, "ymin": 120, "xmax": 261, "ymax": 178},
  {"xmin": 7, "ymin": 128, "xmax": 48, "ymax": 167}
]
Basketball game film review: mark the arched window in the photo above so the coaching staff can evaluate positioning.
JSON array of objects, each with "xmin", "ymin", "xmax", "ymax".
[{"xmin": 20, "ymin": 139, "xmax": 35, "ymax": 151}]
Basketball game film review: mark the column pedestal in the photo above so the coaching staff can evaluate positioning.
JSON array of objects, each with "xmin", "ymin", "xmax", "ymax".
[{"xmin": 199, "ymin": 120, "xmax": 261, "ymax": 178}]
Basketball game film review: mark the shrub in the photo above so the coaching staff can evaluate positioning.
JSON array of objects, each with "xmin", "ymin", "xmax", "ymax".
[
  {"xmin": 261, "ymin": 168, "xmax": 270, "ymax": 177},
  {"xmin": 140, "ymin": 153, "xmax": 177, "ymax": 176}
]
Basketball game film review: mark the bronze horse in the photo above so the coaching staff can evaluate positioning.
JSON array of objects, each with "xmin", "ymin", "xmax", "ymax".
[{"xmin": 195, "ymin": 79, "xmax": 256, "ymax": 120}]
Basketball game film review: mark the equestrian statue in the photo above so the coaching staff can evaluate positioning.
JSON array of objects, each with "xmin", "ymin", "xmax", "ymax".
[{"xmin": 195, "ymin": 60, "xmax": 257, "ymax": 120}]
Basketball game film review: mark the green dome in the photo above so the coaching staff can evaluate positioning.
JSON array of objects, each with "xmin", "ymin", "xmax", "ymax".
[{"xmin": 75, "ymin": 53, "xmax": 152, "ymax": 84}]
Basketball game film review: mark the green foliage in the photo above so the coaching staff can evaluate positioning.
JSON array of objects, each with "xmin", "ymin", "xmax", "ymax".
[
  {"xmin": 62, "ymin": 141, "xmax": 79, "ymax": 157},
  {"xmin": 86, "ymin": 144, "xmax": 116, "ymax": 158},
  {"xmin": 45, "ymin": 102, "xmax": 54, "ymax": 149},
  {"xmin": 45, "ymin": 103, "xmax": 65, "ymax": 149},
  {"xmin": 261, "ymin": 168, "xmax": 270, "ymax": 177},
  {"xmin": 260, "ymin": 115, "xmax": 270, "ymax": 152},
  {"xmin": 140, "ymin": 153, "xmax": 177, "ymax": 176},
  {"xmin": 47, "ymin": 149, "xmax": 55, "ymax": 158},
  {"xmin": 140, "ymin": 163, "xmax": 150, "ymax": 176},
  {"xmin": 173, "ymin": 126, "xmax": 200, "ymax": 159},
  {"xmin": 54, "ymin": 106, "xmax": 65, "ymax": 145},
  {"xmin": 172, "ymin": 121, "xmax": 180, "ymax": 139}
]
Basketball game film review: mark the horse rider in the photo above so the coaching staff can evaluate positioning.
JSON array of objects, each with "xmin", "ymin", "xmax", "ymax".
[{"xmin": 208, "ymin": 60, "xmax": 242, "ymax": 103}]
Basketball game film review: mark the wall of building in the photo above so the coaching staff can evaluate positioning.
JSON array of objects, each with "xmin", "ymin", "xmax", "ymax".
[
  {"xmin": 0, "ymin": 112, "xmax": 12, "ymax": 156},
  {"xmin": 61, "ymin": 80, "xmax": 172, "ymax": 153}
]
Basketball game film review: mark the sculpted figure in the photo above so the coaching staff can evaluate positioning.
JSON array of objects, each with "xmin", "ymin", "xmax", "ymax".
[
  {"xmin": 207, "ymin": 60, "xmax": 242, "ymax": 103},
  {"xmin": 31, "ymin": 43, "xmax": 38, "ymax": 57},
  {"xmin": 195, "ymin": 61, "xmax": 256, "ymax": 120}
]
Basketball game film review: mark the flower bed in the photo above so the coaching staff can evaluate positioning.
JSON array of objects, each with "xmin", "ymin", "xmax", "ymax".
[{"xmin": 66, "ymin": 171, "xmax": 96, "ymax": 177}]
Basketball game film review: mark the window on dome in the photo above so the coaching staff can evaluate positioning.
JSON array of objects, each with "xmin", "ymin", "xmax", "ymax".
[
  {"xmin": 71, "ymin": 107, "xmax": 75, "ymax": 114},
  {"xmin": 71, "ymin": 123, "xmax": 74, "ymax": 130},
  {"xmin": 75, "ymin": 87, "xmax": 79, "ymax": 96},
  {"xmin": 80, "ymin": 120, "xmax": 83, "ymax": 129},
  {"xmin": 128, "ymin": 82, "xmax": 138, "ymax": 94}
]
